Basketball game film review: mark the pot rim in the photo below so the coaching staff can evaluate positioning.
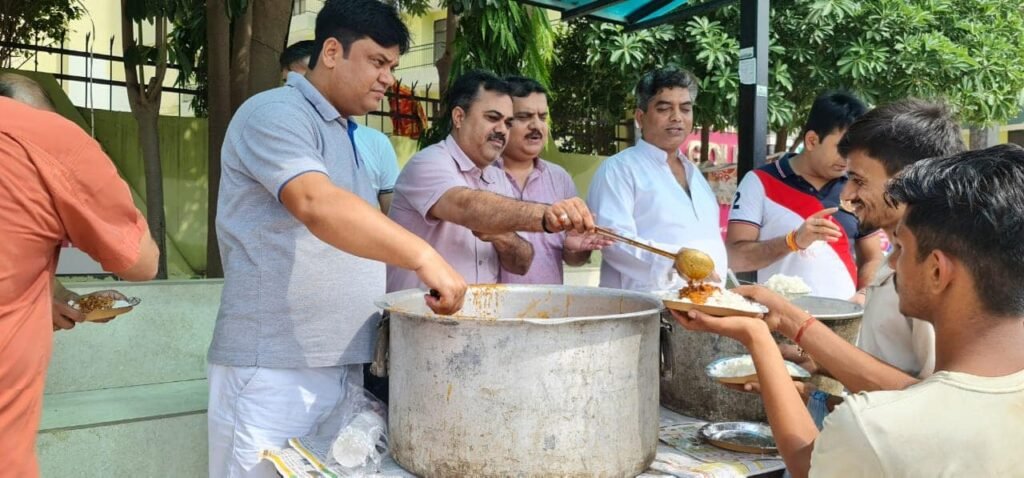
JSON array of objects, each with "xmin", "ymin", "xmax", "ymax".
[
  {"xmin": 376, "ymin": 284, "xmax": 664, "ymax": 325},
  {"xmin": 790, "ymin": 295, "xmax": 864, "ymax": 321}
]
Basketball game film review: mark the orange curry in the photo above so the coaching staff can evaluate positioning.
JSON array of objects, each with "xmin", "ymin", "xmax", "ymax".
[{"xmin": 678, "ymin": 281, "xmax": 719, "ymax": 305}]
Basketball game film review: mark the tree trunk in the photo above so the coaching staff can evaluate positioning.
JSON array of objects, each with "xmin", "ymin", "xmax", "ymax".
[
  {"xmin": 205, "ymin": 0, "xmax": 230, "ymax": 278},
  {"xmin": 230, "ymin": 3, "xmax": 253, "ymax": 112},
  {"xmin": 434, "ymin": 6, "xmax": 459, "ymax": 95},
  {"xmin": 204, "ymin": 0, "xmax": 291, "ymax": 278},
  {"xmin": 774, "ymin": 127, "xmax": 789, "ymax": 153},
  {"xmin": 700, "ymin": 125, "xmax": 711, "ymax": 163},
  {"xmin": 969, "ymin": 127, "xmax": 986, "ymax": 150},
  {"xmin": 121, "ymin": 1, "xmax": 169, "ymax": 279},
  {"xmin": 248, "ymin": 0, "xmax": 291, "ymax": 95},
  {"xmin": 137, "ymin": 109, "xmax": 167, "ymax": 279},
  {"xmin": 968, "ymin": 126, "xmax": 1000, "ymax": 150}
]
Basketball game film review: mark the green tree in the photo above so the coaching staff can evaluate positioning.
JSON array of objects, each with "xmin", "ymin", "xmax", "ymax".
[
  {"xmin": 121, "ymin": 0, "xmax": 180, "ymax": 279},
  {"xmin": 417, "ymin": 0, "xmax": 556, "ymax": 148},
  {"xmin": 771, "ymin": 0, "xmax": 1024, "ymax": 149},
  {"xmin": 553, "ymin": 15, "xmax": 794, "ymax": 158},
  {"xmin": 447, "ymin": 1, "xmax": 555, "ymax": 87},
  {"xmin": 394, "ymin": 0, "xmax": 554, "ymax": 94},
  {"xmin": 0, "ymin": 0, "xmax": 82, "ymax": 67},
  {"xmin": 549, "ymin": 20, "xmax": 637, "ymax": 155},
  {"xmin": 553, "ymin": 0, "xmax": 1024, "ymax": 155}
]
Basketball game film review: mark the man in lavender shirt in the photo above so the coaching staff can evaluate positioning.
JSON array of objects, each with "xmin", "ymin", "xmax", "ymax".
[
  {"xmin": 497, "ymin": 76, "xmax": 611, "ymax": 285},
  {"xmin": 387, "ymin": 70, "xmax": 597, "ymax": 292}
]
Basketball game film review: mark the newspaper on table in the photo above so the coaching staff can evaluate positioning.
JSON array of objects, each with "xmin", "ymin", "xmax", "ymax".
[
  {"xmin": 262, "ymin": 407, "xmax": 785, "ymax": 478},
  {"xmin": 261, "ymin": 445, "xmax": 410, "ymax": 478},
  {"xmin": 649, "ymin": 409, "xmax": 784, "ymax": 477}
]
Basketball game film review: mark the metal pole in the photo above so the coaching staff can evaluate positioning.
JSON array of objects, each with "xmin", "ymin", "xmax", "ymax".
[
  {"xmin": 737, "ymin": 0, "xmax": 769, "ymax": 179},
  {"xmin": 736, "ymin": 0, "xmax": 769, "ymax": 284},
  {"xmin": 59, "ymin": 38, "xmax": 65, "ymax": 88},
  {"xmin": 109, "ymin": 36, "xmax": 115, "ymax": 110}
]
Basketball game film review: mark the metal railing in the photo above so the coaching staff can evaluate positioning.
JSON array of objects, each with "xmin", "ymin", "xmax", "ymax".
[
  {"xmin": 395, "ymin": 42, "xmax": 441, "ymax": 72},
  {"xmin": 2, "ymin": 36, "xmax": 199, "ymax": 117},
  {"xmin": 359, "ymin": 79, "xmax": 442, "ymax": 137}
]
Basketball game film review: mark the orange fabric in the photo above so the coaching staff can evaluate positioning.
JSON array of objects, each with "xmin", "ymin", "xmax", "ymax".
[
  {"xmin": 387, "ymin": 84, "xmax": 426, "ymax": 139},
  {"xmin": 0, "ymin": 97, "xmax": 146, "ymax": 477}
]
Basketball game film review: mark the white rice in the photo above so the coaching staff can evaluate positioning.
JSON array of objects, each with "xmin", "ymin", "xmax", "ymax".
[
  {"xmin": 664, "ymin": 288, "xmax": 767, "ymax": 314},
  {"xmin": 764, "ymin": 274, "xmax": 811, "ymax": 297},
  {"xmin": 709, "ymin": 354, "xmax": 809, "ymax": 379}
]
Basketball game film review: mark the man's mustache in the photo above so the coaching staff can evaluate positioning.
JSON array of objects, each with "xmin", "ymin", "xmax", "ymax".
[{"xmin": 487, "ymin": 132, "xmax": 506, "ymax": 144}]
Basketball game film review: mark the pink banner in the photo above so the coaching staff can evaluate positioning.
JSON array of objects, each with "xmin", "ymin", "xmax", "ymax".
[
  {"xmin": 680, "ymin": 132, "xmax": 739, "ymax": 239},
  {"xmin": 682, "ymin": 131, "xmax": 738, "ymax": 165}
]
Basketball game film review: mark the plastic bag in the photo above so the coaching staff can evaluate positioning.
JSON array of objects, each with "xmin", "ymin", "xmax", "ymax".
[{"xmin": 294, "ymin": 380, "xmax": 390, "ymax": 476}]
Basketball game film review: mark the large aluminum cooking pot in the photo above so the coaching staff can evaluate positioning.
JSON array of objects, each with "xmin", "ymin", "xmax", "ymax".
[
  {"xmin": 377, "ymin": 284, "xmax": 662, "ymax": 477},
  {"xmin": 660, "ymin": 295, "xmax": 863, "ymax": 421}
]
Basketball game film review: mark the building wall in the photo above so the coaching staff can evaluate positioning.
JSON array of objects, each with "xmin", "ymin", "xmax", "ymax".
[{"xmin": 12, "ymin": 0, "xmax": 194, "ymax": 116}]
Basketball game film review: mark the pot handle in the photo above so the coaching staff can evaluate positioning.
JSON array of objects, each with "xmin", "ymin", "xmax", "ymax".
[
  {"xmin": 660, "ymin": 317, "xmax": 673, "ymax": 380},
  {"xmin": 369, "ymin": 312, "xmax": 390, "ymax": 378}
]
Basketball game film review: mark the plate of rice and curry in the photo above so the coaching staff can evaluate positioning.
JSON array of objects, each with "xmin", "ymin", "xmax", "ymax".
[{"xmin": 659, "ymin": 281, "xmax": 768, "ymax": 318}]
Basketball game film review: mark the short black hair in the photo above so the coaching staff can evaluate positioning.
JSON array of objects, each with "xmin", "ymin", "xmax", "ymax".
[
  {"xmin": 837, "ymin": 99, "xmax": 965, "ymax": 176},
  {"xmin": 308, "ymin": 0, "xmax": 410, "ymax": 69},
  {"xmin": 635, "ymin": 67, "xmax": 698, "ymax": 111},
  {"xmin": 801, "ymin": 91, "xmax": 867, "ymax": 139},
  {"xmin": 504, "ymin": 76, "xmax": 547, "ymax": 98},
  {"xmin": 280, "ymin": 40, "xmax": 316, "ymax": 70},
  {"xmin": 446, "ymin": 70, "xmax": 512, "ymax": 115},
  {"xmin": 886, "ymin": 144, "xmax": 1024, "ymax": 316}
]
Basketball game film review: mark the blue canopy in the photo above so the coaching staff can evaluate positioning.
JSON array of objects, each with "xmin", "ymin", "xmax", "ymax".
[{"xmin": 517, "ymin": 0, "xmax": 734, "ymax": 30}]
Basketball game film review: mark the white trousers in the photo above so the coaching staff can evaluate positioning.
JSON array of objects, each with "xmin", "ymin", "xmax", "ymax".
[{"xmin": 207, "ymin": 363, "xmax": 363, "ymax": 478}]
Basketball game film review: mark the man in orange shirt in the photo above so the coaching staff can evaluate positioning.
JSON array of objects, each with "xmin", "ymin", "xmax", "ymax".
[{"xmin": 0, "ymin": 73, "xmax": 160, "ymax": 477}]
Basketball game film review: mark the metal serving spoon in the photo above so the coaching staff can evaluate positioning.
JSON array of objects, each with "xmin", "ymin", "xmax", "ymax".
[{"xmin": 593, "ymin": 227, "xmax": 715, "ymax": 281}]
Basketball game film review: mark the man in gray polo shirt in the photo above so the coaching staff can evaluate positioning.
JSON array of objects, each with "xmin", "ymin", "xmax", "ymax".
[{"xmin": 207, "ymin": 1, "xmax": 466, "ymax": 476}]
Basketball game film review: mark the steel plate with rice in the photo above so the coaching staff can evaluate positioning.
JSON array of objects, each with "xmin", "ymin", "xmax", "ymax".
[
  {"xmin": 706, "ymin": 354, "xmax": 811, "ymax": 385},
  {"xmin": 658, "ymin": 289, "xmax": 768, "ymax": 318}
]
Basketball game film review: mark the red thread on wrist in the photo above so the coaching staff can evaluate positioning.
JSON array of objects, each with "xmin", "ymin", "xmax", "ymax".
[{"xmin": 794, "ymin": 316, "xmax": 818, "ymax": 346}]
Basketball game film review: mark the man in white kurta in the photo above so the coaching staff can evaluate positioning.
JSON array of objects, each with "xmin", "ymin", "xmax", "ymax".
[{"xmin": 588, "ymin": 67, "xmax": 727, "ymax": 292}]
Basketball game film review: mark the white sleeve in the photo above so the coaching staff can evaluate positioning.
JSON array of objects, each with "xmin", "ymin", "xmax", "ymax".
[
  {"xmin": 587, "ymin": 159, "xmax": 676, "ymax": 289},
  {"xmin": 728, "ymin": 171, "xmax": 766, "ymax": 228},
  {"xmin": 910, "ymin": 318, "xmax": 936, "ymax": 378},
  {"xmin": 810, "ymin": 399, "xmax": 885, "ymax": 477}
]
